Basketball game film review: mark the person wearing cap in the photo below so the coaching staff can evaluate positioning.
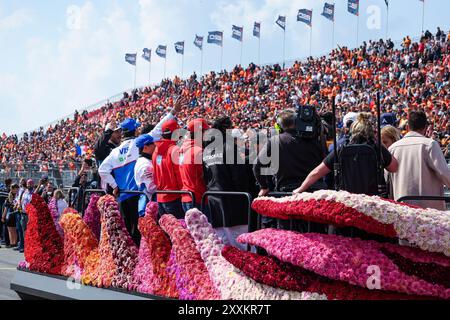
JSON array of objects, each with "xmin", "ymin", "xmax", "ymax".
[
  {"xmin": 179, "ymin": 118, "xmax": 210, "ymax": 212},
  {"xmin": 380, "ymin": 113, "xmax": 397, "ymax": 129},
  {"xmin": 134, "ymin": 134, "xmax": 158, "ymax": 218},
  {"xmin": 153, "ymin": 119, "xmax": 184, "ymax": 218},
  {"xmin": 328, "ymin": 112, "xmax": 358, "ymax": 153},
  {"xmin": 94, "ymin": 121, "xmax": 122, "ymax": 166},
  {"xmin": 99, "ymin": 97, "xmax": 187, "ymax": 245}
]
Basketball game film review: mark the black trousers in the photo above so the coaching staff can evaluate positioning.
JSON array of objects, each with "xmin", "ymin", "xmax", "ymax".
[{"xmin": 119, "ymin": 196, "xmax": 141, "ymax": 247}]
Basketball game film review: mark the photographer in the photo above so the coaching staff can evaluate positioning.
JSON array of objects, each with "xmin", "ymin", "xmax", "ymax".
[{"xmin": 72, "ymin": 159, "xmax": 97, "ymax": 213}]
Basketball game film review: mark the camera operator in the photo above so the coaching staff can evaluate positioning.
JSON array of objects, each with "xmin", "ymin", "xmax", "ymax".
[{"xmin": 254, "ymin": 108, "xmax": 327, "ymax": 231}]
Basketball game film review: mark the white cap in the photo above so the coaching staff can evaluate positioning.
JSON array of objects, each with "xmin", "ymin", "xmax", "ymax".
[{"xmin": 343, "ymin": 112, "xmax": 358, "ymax": 128}]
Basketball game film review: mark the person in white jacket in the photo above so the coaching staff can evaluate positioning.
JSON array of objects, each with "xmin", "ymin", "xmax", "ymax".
[
  {"xmin": 98, "ymin": 97, "xmax": 187, "ymax": 245},
  {"xmin": 134, "ymin": 134, "xmax": 158, "ymax": 217}
]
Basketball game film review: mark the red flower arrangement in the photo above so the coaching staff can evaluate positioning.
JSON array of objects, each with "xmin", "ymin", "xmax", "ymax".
[
  {"xmin": 222, "ymin": 246, "xmax": 431, "ymax": 300},
  {"xmin": 159, "ymin": 214, "xmax": 220, "ymax": 300},
  {"xmin": 133, "ymin": 202, "xmax": 178, "ymax": 298},
  {"xmin": 24, "ymin": 194, "xmax": 64, "ymax": 275},
  {"xmin": 253, "ymin": 198, "xmax": 397, "ymax": 238},
  {"xmin": 83, "ymin": 194, "xmax": 101, "ymax": 241}
]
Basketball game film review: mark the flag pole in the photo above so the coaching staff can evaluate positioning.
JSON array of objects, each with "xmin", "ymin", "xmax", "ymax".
[
  {"xmin": 356, "ymin": 14, "xmax": 360, "ymax": 48},
  {"xmin": 386, "ymin": 4, "xmax": 389, "ymax": 39},
  {"xmin": 134, "ymin": 52, "xmax": 137, "ymax": 89},
  {"xmin": 421, "ymin": 0, "xmax": 425, "ymax": 35},
  {"xmin": 200, "ymin": 48, "xmax": 204, "ymax": 76},
  {"xmin": 181, "ymin": 51, "xmax": 184, "ymax": 79},
  {"xmin": 240, "ymin": 39, "xmax": 243, "ymax": 66},
  {"xmin": 258, "ymin": 33, "xmax": 261, "ymax": 66},
  {"xmin": 332, "ymin": 18, "xmax": 335, "ymax": 50},
  {"xmin": 283, "ymin": 27, "xmax": 286, "ymax": 69},
  {"xmin": 309, "ymin": 24, "xmax": 313, "ymax": 57},
  {"xmin": 149, "ymin": 59, "xmax": 152, "ymax": 86},
  {"xmin": 164, "ymin": 56, "xmax": 167, "ymax": 79},
  {"xmin": 220, "ymin": 31, "xmax": 224, "ymax": 71}
]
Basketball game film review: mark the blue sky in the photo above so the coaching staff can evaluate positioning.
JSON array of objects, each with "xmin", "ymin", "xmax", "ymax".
[{"xmin": 0, "ymin": 0, "xmax": 449, "ymax": 135}]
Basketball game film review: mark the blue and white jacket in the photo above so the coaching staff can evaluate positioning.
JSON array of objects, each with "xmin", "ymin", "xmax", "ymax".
[{"xmin": 99, "ymin": 112, "xmax": 174, "ymax": 203}]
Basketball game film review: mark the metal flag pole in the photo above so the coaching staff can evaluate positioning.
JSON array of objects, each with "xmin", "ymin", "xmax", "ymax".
[
  {"xmin": 240, "ymin": 38, "xmax": 243, "ymax": 66},
  {"xmin": 421, "ymin": 0, "xmax": 425, "ymax": 35},
  {"xmin": 309, "ymin": 24, "xmax": 313, "ymax": 57},
  {"xmin": 149, "ymin": 58, "xmax": 152, "ymax": 86},
  {"xmin": 332, "ymin": 16, "xmax": 335, "ymax": 50},
  {"xmin": 356, "ymin": 14, "xmax": 360, "ymax": 48},
  {"xmin": 220, "ymin": 31, "xmax": 224, "ymax": 71},
  {"xmin": 133, "ymin": 52, "xmax": 137, "ymax": 89},
  {"xmin": 258, "ymin": 33, "xmax": 261, "ymax": 66},
  {"xmin": 200, "ymin": 47, "xmax": 204, "ymax": 76},
  {"xmin": 283, "ymin": 28, "xmax": 286, "ymax": 69},
  {"xmin": 386, "ymin": 3, "xmax": 390, "ymax": 39},
  {"xmin": 181, "ymin": 53, "xmax": 184, "ymax": 79},
  {"xmin": 164, "ymin": 56, "xmax": 167, "ymax": 79}
]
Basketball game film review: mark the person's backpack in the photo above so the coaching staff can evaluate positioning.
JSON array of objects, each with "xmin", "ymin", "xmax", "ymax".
[{"xmin": 337, "ymin": 143, "xmax": 380, "ymax": 196}]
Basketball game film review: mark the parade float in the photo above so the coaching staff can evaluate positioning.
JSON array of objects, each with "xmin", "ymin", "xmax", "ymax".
[{"xmin": 11, "ymin": 191, "xmax": 450, "ymax": 300}]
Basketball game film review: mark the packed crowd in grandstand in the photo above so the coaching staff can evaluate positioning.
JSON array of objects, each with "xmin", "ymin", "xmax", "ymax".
[{"xmin": 1, "ymin": 28, "xmax": 449, "ymax": 172}]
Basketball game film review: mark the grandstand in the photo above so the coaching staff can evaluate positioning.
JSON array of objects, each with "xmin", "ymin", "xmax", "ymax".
[{"xmin": 1, "ymin": 29, "xmax": 449, "ymax": 187}]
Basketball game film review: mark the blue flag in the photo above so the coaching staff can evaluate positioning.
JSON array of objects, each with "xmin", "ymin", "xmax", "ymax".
[
  {"xmin": 348, "ymin": 0, "xmax": 359, "ymax": 16},
  {"xmin": 125, "ymin": 53, "xmax": 137, "ymax": 66},
  {"xmin": 208, "ymin": 31, "xmax": 223, "ymax": 46},
  {"xmin": 297, "ymin": 9, "xmax": 312, "ymax": 26},
  {"xmin": 253, "ymin": 22, "xmax": 261, "ymax": 38},
  {"xmin": 194, "ymin": 35, "xmax": 203, "ymax": 50},
  {"xmin": 232, "ymin": 25, "xmax": 243, "ymax": 42},
  {"xmin": 276, "ymin": 15, "xmax": 286, "ymax": 30},
  {"xmin": 142, "ymin": 48, "xmax": 151, "ymax": 62},
  {"xmin": 156, "ymin": 45, "xmax": 167, "ymax": 58},
  {"xmin": 322, "ymin": 3, "xmax": 335, "ymax": 21},
  {"xmin": 175, "ymin": 41, "xmax": 185, "ymax": 55}
]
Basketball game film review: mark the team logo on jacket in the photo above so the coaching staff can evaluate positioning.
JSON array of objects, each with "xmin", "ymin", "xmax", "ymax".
[{"xmin": 156, "ymin": 155, "xmax": 163, "ymax": 166}]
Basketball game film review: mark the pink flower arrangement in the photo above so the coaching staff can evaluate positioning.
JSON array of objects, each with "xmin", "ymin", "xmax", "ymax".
[
  {"xmin": 159, "ymin": 214, "xmax": 221, "ymax": 300},
  {"xmin": 254, "ymin": 190, "xmax": 450, "ymax": 256},
  {"xmin": 48, "ymin": 198, "xmax": 64, "ymax": 237},
  {"xmin": 95, "ymin": 195, "xmax": 139, "ymax": 290},
  {"xmin": 184, "ymin": 209, "xmax": 326, "ymax": 300},
  {"xmin": 238, "ymin": 229, "xmax": 450, "ymax": 299},
  {"xmin": 132, "ymin": 202, "xmax": 178, "ymax": 298},
  {"xmin": 24, "ymin": 194, "xmax": 64, "ymax": 275},
  {"xmin": 222, "ymin": 246, "xmax": 432, "ymax": 300},
  {"xmin": 83, "ymin": 194, "xmax": 101, "ymax": 241}
]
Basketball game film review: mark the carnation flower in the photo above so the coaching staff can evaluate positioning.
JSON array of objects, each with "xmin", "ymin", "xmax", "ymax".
[{"xmin": 83, "ymin": 194, "xmax": 101, "ymax": 241}]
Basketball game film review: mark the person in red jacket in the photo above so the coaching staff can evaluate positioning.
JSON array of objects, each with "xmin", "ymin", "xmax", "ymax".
[
  {"xmin": 179, "ymin": 118, "xmax": 210, "ymax": 213},
  {"xmin": 153, "ymin": 119, "xmax": 184, "ymax": 218}
]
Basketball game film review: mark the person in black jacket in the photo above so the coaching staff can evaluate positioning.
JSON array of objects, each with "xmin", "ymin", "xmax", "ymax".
[
  {"xmin": 94, "ymin": 122, "xmax": 122, "ymax": 166},
  {"xmin": 203, "ymin": 117, "xmax": 250, "ymax": 249}
]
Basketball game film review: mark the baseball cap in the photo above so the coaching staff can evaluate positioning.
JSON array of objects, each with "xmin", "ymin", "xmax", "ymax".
[
  {"xmin": 187, "ymin": 118, "xmax": 210, "ymax": 133},
  {"xmin": 343, "ymin": 112, "xmax": 358, "ymax": 128},
  {"xmin": 27, "ymin": 179, "xmax": 34, "ymax": 185},
  {"xmin": 162, "ymin": 119, "xmax": 180, "ymax": 135},
  {"xmin": 381, "ymin": 113, "xmax": 397, "ymax": 128},
  {"xmin": 135, "ymin": 135, "xmax": 157, "ymax": 149},
  {"xmin": 120, "ymin": 118, "xmax": 141, "ymax": 132}
]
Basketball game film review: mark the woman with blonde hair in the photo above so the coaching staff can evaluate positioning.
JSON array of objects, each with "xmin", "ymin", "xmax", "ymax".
[{"xmin": 381, "ymin": 125, "xmax": 401, "ymax": 149}]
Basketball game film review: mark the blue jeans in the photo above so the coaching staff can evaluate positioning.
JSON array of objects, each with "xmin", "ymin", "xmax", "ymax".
[
  {"xmin": 182, "ymin": 202, "xmax": 200, "ymax": 213},
  {"xmin": 158, "ymin": 200, "xmax": 184, "ymax": 219},
  {"xmin": 15, "ymin": 213, "xmax": 24, "ymax": 250}
]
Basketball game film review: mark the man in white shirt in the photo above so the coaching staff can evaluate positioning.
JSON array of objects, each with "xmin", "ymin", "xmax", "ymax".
[
  {"xmin": 134, "ymin": 134, "xmax": 158, "ymax": 217},
  {"xmin": 389, "ymin": 111, "xmax": 450, "ymax": 210}
]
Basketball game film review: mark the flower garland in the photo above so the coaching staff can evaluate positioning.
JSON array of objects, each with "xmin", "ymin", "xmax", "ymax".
[
  {"xmin": 222, "ymin": 246, "xmax": 432, "ymax": 300},
  {"xmin": 132, "ymin": 202, "xmax": 178, "ymax": 298},
  {"xmin": 83, "ymin": 194, "xmax": 101, "ymax": 241},
  {"xmin": 237, "ymin": 230, "xmax": 450, "ymax": 299},
  {"xmin": 254, "ymin": 190, "xmax": 450, "ymax": 256},
  {"xmin": 96, "ymin": 195, "xmax": 139, "ymax": 291},
  {"xmin": 159, "ymin": 214, "xmax": 221, "ymax": 300},
  {"xmin": 24, "ymin": 194, "xmax": 64, "ymax": 275},
  {"xmin": 184, "ymin": 209, "xmax": 327, "ymax": 300}
]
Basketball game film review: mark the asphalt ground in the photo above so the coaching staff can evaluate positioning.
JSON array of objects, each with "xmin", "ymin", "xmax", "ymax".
[{"xmin": 0, "ymin": 247, "xmax": 23, "ymax": 300}]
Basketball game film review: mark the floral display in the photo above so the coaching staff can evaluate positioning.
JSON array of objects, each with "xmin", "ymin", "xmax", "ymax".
[
  {"xmin": 237, "ymin": 229, "xmax": 450, "ymax": 299},
  {"xmin": 132, "ymin": 202, "xmax": 178, "ymax": 298},
  {"xmin": 95, "ymin": 195, "xmax": 139, "ymax": 290},
  {"xmin": 185, "ymin": 209, "xmax": 326, "ymax": 300},
  {"xmin": 60, "ymin": 208, "xmax": 83, "ymax": 278},
  {"xmin": 159, "ymin": 214, "xmax": 221, "ymax": 300},
  {"xmin": 222, "ymin": 246, "xmax": 432, "ymax": 300},
  {"xmin": 59, "ymin": 210, "xmax": 98, "ymax": 274},
  {"xmin": 253, "ymin": 190, "xmax": 450, "ymax": 256},
  {"xmin": 24, "ymin": 194, "xmax": 64, "ymax": 275},
  {"xmin": 83, "ymin": 194, "xmax": 101, "ymax": 241},
  {"xmin": 48, "ymin": 198, "xmax": 64, "ymax": 237}
]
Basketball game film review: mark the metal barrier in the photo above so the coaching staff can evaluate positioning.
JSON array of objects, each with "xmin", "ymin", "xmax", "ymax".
[
  {"xmin": 151, "ymin": 190, "xmax": 196, "ymax": 208},
  {"xmin": 201, "ymin": 191, "xmax": 253, "ymax": 232},
  {"xmin": 62, "ymin": 187, "xmax": 80, "ymax": 208},
  {"xmin": 81, "ymin": 189, "xmax": 106, "ymax": 214}
]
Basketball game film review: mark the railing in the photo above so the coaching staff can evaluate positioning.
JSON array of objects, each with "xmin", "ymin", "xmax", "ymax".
[
  {"xmin": 151, "ymin": 191, "xmax": 196, "ymax": 208},
  {"xmin": 62, "ymin": 187, "xmax": 80, "ymax": 208}
]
